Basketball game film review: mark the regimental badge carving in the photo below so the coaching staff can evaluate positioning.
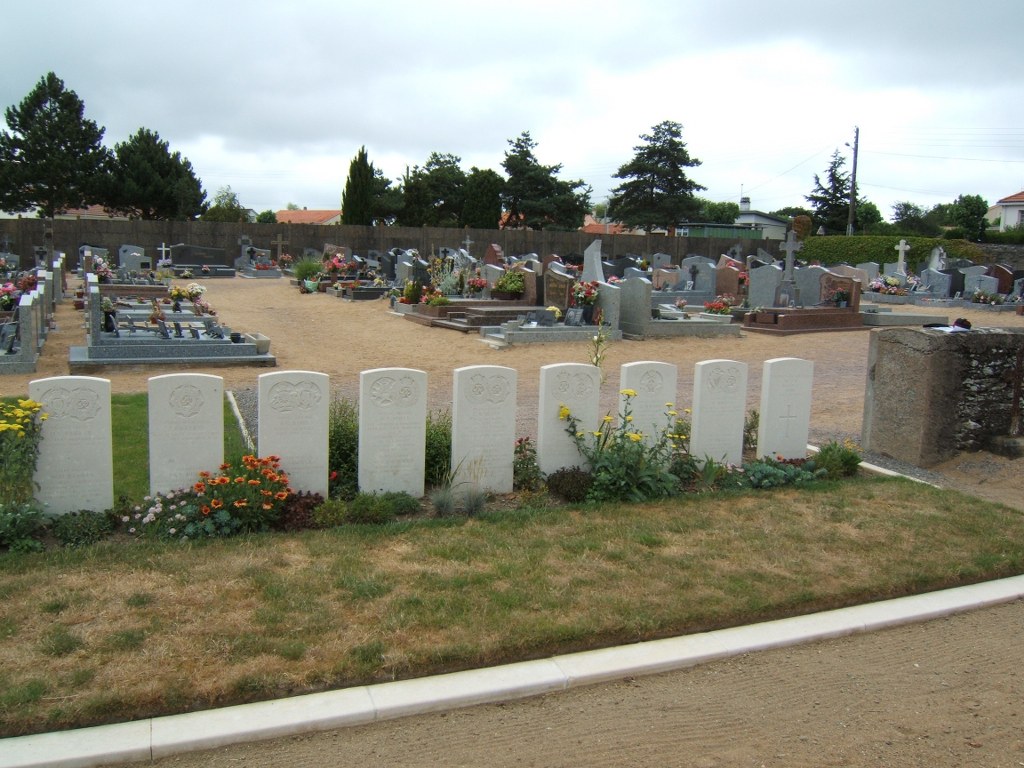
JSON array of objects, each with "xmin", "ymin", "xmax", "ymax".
[
  {"xmin": 554, "ymin": 371, "xmax": 595, "ymax": 401},
  {"xmin": 168, "ymin": 384, "xmax": 204, "ymax": 418},
  {"xmin": 267, "ymin": 380, "xmax": 323, "ymax": 412},
  {"xmin": 41, "ymin": 387, "xmax": 100, "ymax": 422},
  {"xmin": 466, "ymin": 373, "xmax": 511, "ymax": 404},
  {"xmin": 639, "ymin": 370, "xmax": 663, "ymax": 394},
  {"xmin": 370, "ymin": 375, "xmax": 419, "ymax": 408},
  {"xmin": 705, "ymin": 365, "xmax": 740, "ymax": 392}
]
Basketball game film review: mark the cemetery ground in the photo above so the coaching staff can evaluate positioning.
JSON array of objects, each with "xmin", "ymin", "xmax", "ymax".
[{"xmin": 3, "ymin": 279, "xmax": 1024, "ymax": 765}]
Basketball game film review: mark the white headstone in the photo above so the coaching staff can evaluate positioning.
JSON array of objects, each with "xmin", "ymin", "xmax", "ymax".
[
  {"xmin": 537, "ymin": 363, "xmax": 601, "ymax": 475},
  {"xmin": 29, "ymin": 375, "xmax": 113, "ymax": 514},
  {"xmin": 619, "ymin": 361, "xmax": 678, "ymax": 447},
  {"xmin": 148, "ymin": 374, "xmax": 224, "ymax": 495},
  {"xmin": 757, "ymin": 358, "xmax": 814, "ymax": 460},
  {"xmin": 689, "ymin": 359, "xmax": 748, "ymax": 466},
  {"xmin": 582, "ymin": 239, "xmax": 605, "ymax": 283},
  {"xmin": 359, "ymin": 367, "xmax": 427, "ymax": 496},
  {"xmin": 258, "ymin": 370, "xmax": 330, "ymax": 496},
  {"xmin": 451, "ymin": 365, "xmax": 517, "ymax": 493}
]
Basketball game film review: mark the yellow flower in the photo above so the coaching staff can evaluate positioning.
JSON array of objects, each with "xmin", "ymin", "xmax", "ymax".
[
  {"xmin": 603, "ymin": 415, "xmax": 613, "ymax": 423},
  {"xmin": 664, "ymin": 402, "xmax": 674, "ymax": 408},
  {"xmin": 558, "ymin": 405, "xmax": 571, "ymax": 420},
  {"xmin": 591, "ymin": 431, "xmax": 602, "ymax": 437},
  {"xmin": 625, "ymin": 415, "xmax": 633, "ymax": 422},
  {"xmin": 619, "ymin": 388, "xmax": 637, "ymax": 398},
  {"xmin": 684, "ymin": 408, "xmax": 691, "ymax": 414},
  {"xmin": 668, "ymin": 410, "xmax": 677, "ymax": 417},
  {"xmin": 576, "ymin": 431, "xmax": 585, "ymax": 438},
  {"xmin": 628, "ymin": 433, "xmax": 642, "ymax": 442}
]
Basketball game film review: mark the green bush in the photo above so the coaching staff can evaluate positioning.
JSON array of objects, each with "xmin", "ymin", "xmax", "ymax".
[
  {"xmin": 493, "ymin": 271, "xmax": 525, "ymax": 293},
  {"xmin": 328, "ymin": 398, "xmax": 359, "ymax": 500},
  {"xmin": 513, "ymin": 437, "xmax": 543, "ymax": 491},
  {"xmin": 798, "ymin": 235, "xmax": 984, "ymax": 269},
  {"xmin": 743, "ymin": 458, "xmax": 825, "ymax": 489},
  {"xmin": 814, "ymin": 440, "xmax": 862, "ymax": 478},
  {"xmin": 429, "ymin": 486, "xmax": 458, "ymax": 516},
  {"xmin": 292, "ymin": 257, "xmax": 323, "ymax": 281},
  {"xmin": 345, "ymin": 492, "xmax": 420, "ymax": 524},
  {"xmin": 50, "ymin": 510, "xmax": 114, "ymax": 548},
  {"xmin": 425, "ymin": 409, "xmax": 452, "ymax": 488},
  {"xmin": 545, "ymin": 467, "xmax": 592, "ymax": 503},
  {"xmin": 312, "ymin": 499, "xmax": 348, "ymax": 528},
  {"xmin": 402, "ymin": 280, "xmax": 423, "ymax": 304},
  {"xmin": 0, "ymin": 502, "xmax": 46, "ymax": 552}
]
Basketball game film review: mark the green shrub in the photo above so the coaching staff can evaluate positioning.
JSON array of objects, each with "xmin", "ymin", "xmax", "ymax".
[
  {"xmin": 50, "ymin": 510, "xmax": 114, "ymax": 548},
  {"xmin": 461, "ymin": 487, "xmax": 488, "ymax": 516},
  {"xmin": 429, "ymin": 486, "xmax": 458, "ymax": 516},
  {"xmin": 378, "ymin": 491, "xmax": 422, "ymax": 517},
  {"xmin": 814, "ymin": 440, "xmax": 862, "ymax": 478},
  {"xmin": 424, "ymin": 409, "xmax": 452, "ymax": 488},
  {"xmin": 312, "ymin": 499, "xmax": 348, "ymax": 528},
  {"xmin": 328, "ymin": 398, "xmax": 359, "ymax": 500},
  {"xmin": 513, "ymin": 437, "xmax": 543, "ymax": 491},
  {"xmin": 798, "ymin": 235, "xmax": 984, "ymax": 269},
  {"xmin": 292, "ymin": 257, "xmax": 322, "ymax": 282},
  {"xmin": 560, "ymin": 392, "xmax": 679, "ymax": 502},
  {"xmin": 344, "ymin": 491, "xmax": 419, "ymax": 525},
  {"xmin": 402, "ymin": 280, "xmax": 423, "ymax": 304},
  {"xmin": 742, "ymin": 458, "xmax": 825, "ymax": 489},
  {"xmin": 743, "ymin": 410, "xmax": 759, "ymax": 452},
  {"xmin": 0, "ymin": 502, "xmax": 47, "ymax": 552},
  {"xmin": 545, "ymin": 466, "xmax": 593, "ymax": 503}
]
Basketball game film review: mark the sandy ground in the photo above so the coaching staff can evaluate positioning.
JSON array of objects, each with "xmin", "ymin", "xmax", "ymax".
[
  {"xmin": 9, "ymin": 276, "xmax": 1024, "ymax": 768},
  {"xmin": 7, "ymin": 275, "xmax": 1024, "ymax": 510}
]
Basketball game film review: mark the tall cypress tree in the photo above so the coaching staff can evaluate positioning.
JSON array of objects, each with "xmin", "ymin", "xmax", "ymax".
[{"xmin": 341, "ymin": 146, "xmax": 375, "ymax": 225}]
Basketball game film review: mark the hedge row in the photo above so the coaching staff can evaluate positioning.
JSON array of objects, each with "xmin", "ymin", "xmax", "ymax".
[{"xmin": 798, "ymin": 236, "xmax": 985, "ymax": 269}]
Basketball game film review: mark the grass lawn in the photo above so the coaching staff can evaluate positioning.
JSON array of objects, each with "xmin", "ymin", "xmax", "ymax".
[{"xmin": 1, "ymin": 474, "xmax": 1023, "ymax": 737}]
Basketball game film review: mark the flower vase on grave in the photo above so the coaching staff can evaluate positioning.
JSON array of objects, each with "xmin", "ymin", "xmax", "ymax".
[
  {"xmin": 172, "ymin": 300, "xmax": 181, "ymax": 312},
  {"xmin": 581, "ymin": 305, "xmax": 595, "ymax": 325},
  {"xmin": 102, "ymin": 311, "xmax": 116, "ymax": 332}
]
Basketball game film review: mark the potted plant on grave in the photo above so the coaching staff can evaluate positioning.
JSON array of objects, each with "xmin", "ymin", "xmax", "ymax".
[
  {"xmin": 701, "ymin": 294, "xmax": 736, "ymax": 322},
  {"xmin": 832, "ymin": 289, "xmax": 850, "ymax": 307},
  {"xmin": 0, "ymin": 282, "xmax": 17, "ymax": 316},
  {"xmin": 492, "ymin": 270, "xmax": 525, "ymax": 300},
  {"xmin": 292, "ymin": 257, "xmax": 323, "ymax": 293},
  {"xmin": 466, "ymin": 275, "xmax": 487, "ymax": 295}
]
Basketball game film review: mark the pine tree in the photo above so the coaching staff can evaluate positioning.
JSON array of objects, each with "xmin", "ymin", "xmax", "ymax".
[
  {"xmin": 0, "ymin": 72, "xmax": 112, "ymax": 217},
  {"xmin": 500, "ymin": 132, "xmax": 590, "ymax": 230},
  {"xmin": 805, "ymin": 150, "xmax": 852, "ymax": 234},
  {"xmin": 107, "ymin": 128, "xmax": 206, "ymax": 219},
  {"xmin": 341, "ymin": 146, "xmax": 375, "ymax": 225},
  {"xmin": 606, "ymin": 121, "xmax": 705, "ymax": 233}
]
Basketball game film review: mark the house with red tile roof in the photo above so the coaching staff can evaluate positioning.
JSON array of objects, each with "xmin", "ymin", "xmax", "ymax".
[
  {"xmin": 994, "ymin": 191, "xmax": 1024, "ymax": 232},
  {"xmin": 276, "ymin": 209, "xmax": 342, "ymax": 225}
]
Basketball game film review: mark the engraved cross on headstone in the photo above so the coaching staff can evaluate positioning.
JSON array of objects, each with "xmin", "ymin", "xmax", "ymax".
[
  {"xmin": 894, "ymin": 239, "xmax": 910, "ymax": 275},
  {"xmin": 271, "ymin": 234, "xmax": 289, "ymax": 261}
]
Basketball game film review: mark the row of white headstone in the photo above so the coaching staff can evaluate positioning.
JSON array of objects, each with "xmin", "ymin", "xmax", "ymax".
[{"xmin": 28, "ymin": 358, "xmax": 812, "ymax": 515}]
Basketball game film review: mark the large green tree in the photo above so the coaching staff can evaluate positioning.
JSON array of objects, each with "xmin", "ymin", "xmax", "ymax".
[
  {"xmin": 462, "ymin": 167, "xmax": 505, "ymax": 229},
  {"xmin": 500, "ymin": 131, "xmax": 590, "ymax": 230},
  {"xmin": 805, "ymin": 150, "xmax": 852, "ymax": 234},
  {"xmin": 397, "ymin": 152, "xmax": 467, "ymax": 227},
  {"xmin": 697, "ymin": 198, "xmax": 739, "ymax": 224},
  {"xmin": 341, "ymin": 146, "xmax": 401, "ymax": 225},
  {"xmin": 200, "ymin": 185, "xmax": 250, "ymax": 222},
  {"xmin": 107, "ymin": 128, "xmax": 206, "ymax": 219},
  {"xmin": 0, "ymin": 72, "xmax": 112, "ymax": 218},
  {"xmin": 951, "ymin": 193, "xmax": 989, "ymax": 240},
  {"xmin": 606, "ymin": 120, "xmax": 705, "ymax": 233}
]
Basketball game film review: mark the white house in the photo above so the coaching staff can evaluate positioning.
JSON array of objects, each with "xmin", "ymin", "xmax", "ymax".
[
  {"xmin": 994, "ymin": 191, "xmax": 1024, "ymax": 232},
  {"xmin": 733, "ymin": 197, "xmax": 789, "ymax": 240}
]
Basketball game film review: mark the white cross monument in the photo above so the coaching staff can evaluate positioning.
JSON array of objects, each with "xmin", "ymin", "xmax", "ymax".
[{"xmin": 774, "ymin": 230, "xmax": 803, "ymax": 307}]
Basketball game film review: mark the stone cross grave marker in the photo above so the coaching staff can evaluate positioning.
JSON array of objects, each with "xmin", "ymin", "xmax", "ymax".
[
  {"xmin": 689, "ymin": 359, "xmax": 748, "ymax": 466},
  {"xmin": 619, "ymin": 361, "xmax": 678, "ymax": 448},
  {"xmin": 451, "ymin": 365, "xmax": 517, "ymax": 493},
  {"xmin": 157, "ymin": 242, "xmax": 172, "ymax": 265},
  {"xmin": 757, "ymin": 358, "xmax": 813, "ymax": 460},
  {"xmin": 775, "ymin": 231, "xmax": 802, "ymax": 306},
  {"xmin": 359, "ymin": 368, "xmax": 427, "ymax": 497},
  {"xmin": 30, "ymin": 375, "xmax": 114, "ymax": 515},
  {"xmin": 537, "ymin": 363, "xmax": 600, "ymax": 475},
  {"xmin": 894, "ymin": 239, "xmax": 910, "ymax": 275},
  {"xmin": 258, "ymin": 370, "xmax": 330, "ymax": 496},
  {"xmin": 271, "ymin": 234, "xmax": 289, "ymax": 261},
  {"xmin": 148, "ymin": 373, "xmax": 224, "ymax": 495}
]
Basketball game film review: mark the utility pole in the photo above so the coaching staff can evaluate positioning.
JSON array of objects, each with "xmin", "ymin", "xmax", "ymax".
[{"xmin": 846, "ymin": 126, "xmax": 859, "ymax": 236}]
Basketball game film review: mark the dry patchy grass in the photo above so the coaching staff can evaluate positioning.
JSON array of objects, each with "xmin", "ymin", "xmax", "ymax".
[{"xmin": 1, "ymin": 476, "xmax": 1023, "ymax": 736}]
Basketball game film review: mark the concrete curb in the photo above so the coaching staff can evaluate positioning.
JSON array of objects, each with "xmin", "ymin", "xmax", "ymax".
[{"xmin": 3, "ymin": 575, "xmax": 1023, "ymax": 768}]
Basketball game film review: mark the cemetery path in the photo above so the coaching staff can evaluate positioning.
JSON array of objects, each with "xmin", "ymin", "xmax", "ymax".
[
  {"xmin": 123, "ymin": 598, "xmax": 1024, "ymax": 768},
  {"xmin": 17, "ymin": 277, "xmax": 1024, "ymax": 512}
]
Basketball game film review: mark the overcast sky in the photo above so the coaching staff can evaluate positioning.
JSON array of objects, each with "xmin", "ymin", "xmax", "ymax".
[{"xmin": 3, "ymin": 0, "xmax": 1022, "ymax": 221}]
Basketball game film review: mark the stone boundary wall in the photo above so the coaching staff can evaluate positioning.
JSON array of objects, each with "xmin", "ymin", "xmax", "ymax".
[
  {"xmin": 862, "ymin": 327, "xmax": 1024, "ymax": 466},
  {"xmin": 0, "ymin": 219, "xmax": 767, "ymax": 271}
]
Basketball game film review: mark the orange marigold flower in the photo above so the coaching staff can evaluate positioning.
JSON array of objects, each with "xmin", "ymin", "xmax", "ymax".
[
  {"xmin": 262, "ymin": 503, "xmax": 273, "ymax": 510},
  {"xmin": 193, "ymin": 482, "xmax": 206, "ymax": 494},
  {"xmin": 233, "ymin": 499, "xmax": 248, "ymax": 507},
  {"xmin": 248, "ymin": 479, "xmax": 261, "ymax": 486},
  {"xmin": 219, "ymin": 463, "xmax": 231, "ymax": 471},
  {"xmin": 211, "ymin": 499, "xmax": 223, "ymax": 509},
  {"xmin": 274, "ymin": 491, "xmax": 289, "ymax": 500},
  {"xmin": 234, "ymin": 477, "xmax": 245, "ymax": 484},
  {"xmin": 200, "ymin": 505, "xmax": 211, "ymax": 516},
  {"xmin": 198, "ymin": 471, "xmax": 211, "ymax": 478},
  {"xmin": 260, "ymin": 489, "xmax": 273, "ymax": 496}
]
